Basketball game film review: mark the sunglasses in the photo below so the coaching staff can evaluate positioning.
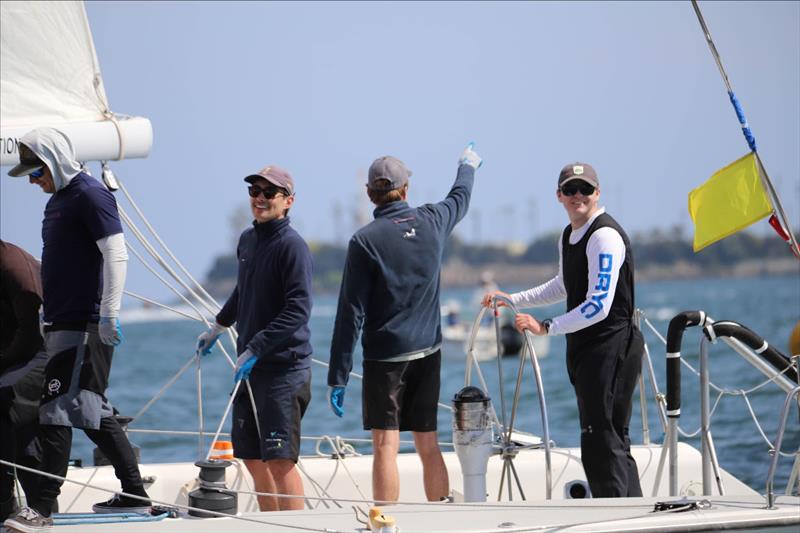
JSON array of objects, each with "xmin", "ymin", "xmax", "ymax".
[
  {"xmin": 30, "ymin": 168, "xmax": 45, "ymax": 179},
  {"xmin": 560, "ymin": 182, "xmax": 596, "ymax": 196},
  {"xmin": 248, "ymin": 185, "xmax": 287, "ymax": 199}
]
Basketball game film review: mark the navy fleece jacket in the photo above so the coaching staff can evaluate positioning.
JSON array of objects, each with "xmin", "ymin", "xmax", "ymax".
[
  {"xmin": 328, "ymin": 164, "xmax": 474, "ymax": 387},
  {"xmin": 216, "ymin": 217, "xmax": 313, "ymax": 370}
]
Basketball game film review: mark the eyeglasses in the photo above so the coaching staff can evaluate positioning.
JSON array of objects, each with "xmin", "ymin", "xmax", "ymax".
[
  {"xmin": 30, "ymin": 168, "xmax": 45, "ymax": 179},
  {"xmin": 560, "ymin": 182, "xmax": 596, "ymax": 197},
  {"xmin": 248, "ymin": 185, "xmax": 287, "ymax": 199}
]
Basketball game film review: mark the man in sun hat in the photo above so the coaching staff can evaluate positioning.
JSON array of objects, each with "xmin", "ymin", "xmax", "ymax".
[
  {"xmin": 328, "ymin": 143, "xmax": 482, "ymax": 503},
  {"xmin": 4, "ymin": 128, "xmax": 150, "ymax": 533},
  {"xmin": 483, "ymin": 162, "xmax": 644, "ymax": 498},
  {"xmin": 195, "ymin": 164, "xmax": 312, "ymax": 511}
]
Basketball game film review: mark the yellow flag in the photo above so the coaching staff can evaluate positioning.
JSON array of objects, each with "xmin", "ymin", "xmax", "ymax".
[{"xmin": 688, "ymin": 152, "xmax": 772, "ymax": 252}]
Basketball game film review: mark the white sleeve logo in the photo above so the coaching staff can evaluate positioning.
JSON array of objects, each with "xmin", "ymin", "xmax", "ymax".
[{"xmin": 580, "ymin": 253, "xmax": 612, "ymax": 319}]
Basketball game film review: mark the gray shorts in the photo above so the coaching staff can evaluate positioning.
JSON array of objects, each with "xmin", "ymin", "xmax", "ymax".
[{"xmin": 39, "ymin": 324, "xmax": 115, "ymax": 430}]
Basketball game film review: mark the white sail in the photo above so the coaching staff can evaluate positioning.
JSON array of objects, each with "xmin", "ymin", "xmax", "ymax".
[{"xmin": 0, "ymin": 0, "xmax": 151, "ymax": 165}]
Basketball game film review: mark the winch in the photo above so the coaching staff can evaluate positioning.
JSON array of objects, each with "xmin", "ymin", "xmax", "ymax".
[
  {"xmin": 452, "ymin": 386, "xmax": 493, "ymax": 502},
  {"xmin": 188, "ymin": 459, "xmax": 237, "ymax": 517}
]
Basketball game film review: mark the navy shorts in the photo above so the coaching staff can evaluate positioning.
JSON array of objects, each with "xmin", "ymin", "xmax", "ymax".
[
  {"xmin": 231, "ymin": 366, "xmax": 311, "ymax": 462},
  {"xmin": 362, "ymin": 351, "xmax": 440, "ymax": 432}
]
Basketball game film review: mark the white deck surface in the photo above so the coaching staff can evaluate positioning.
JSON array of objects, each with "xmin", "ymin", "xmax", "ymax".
[
  {"xmin": 29, "ymin": 494, "xmax": 800, "ymax": 533},
  {"xmin": 5, "ymin": 442, "xmax": 796, "ymax": 532}
]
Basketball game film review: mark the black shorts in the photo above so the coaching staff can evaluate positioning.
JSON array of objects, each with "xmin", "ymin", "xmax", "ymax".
[
  {"xmin": 362, "ymin": 350, "xmax": 440, "ymax": 432},
  {"xmin": 231, "ymin": 366, "xmax": 311, "ymax": 462}
]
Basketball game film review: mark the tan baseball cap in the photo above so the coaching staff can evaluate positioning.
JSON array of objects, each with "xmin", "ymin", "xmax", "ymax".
[{"xmin": 244, "ymin": 165, "xmax": 294, "ymax": 195}]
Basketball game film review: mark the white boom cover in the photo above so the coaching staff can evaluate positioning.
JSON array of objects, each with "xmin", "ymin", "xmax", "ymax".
[{"xmin": 0, "ymin": 1, "xmax": 152, "ymax": 165}]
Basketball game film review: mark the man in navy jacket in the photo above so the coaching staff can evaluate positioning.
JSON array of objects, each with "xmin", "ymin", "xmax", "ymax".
[
  {"xmin": 328, "ymin": 144, "xmax": 481, "ymax": 502},
  {"xmin": 197, "ymin": 165, "xmax": 313, "ymax": 511}
]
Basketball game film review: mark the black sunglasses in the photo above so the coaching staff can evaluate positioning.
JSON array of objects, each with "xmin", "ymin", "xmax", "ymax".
[
  {"xmin": 248, "ymin": 185, "xmax": 287, "ymax": 199},
  {"xmin": 560, "ymin": 182, "xmax": 596, "ymax": 196}
]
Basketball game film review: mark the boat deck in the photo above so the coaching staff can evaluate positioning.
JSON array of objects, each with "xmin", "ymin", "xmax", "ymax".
[{"xmin": 29, "ymin": 494, "xmax": 800, "ymax": 533}]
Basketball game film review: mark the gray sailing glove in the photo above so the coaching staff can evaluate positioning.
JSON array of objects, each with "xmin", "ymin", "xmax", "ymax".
[
  {"xmin": 197, "ymin": 322, "xmax": 226, "ymax": 356},
  {"xmin": 99, "ymin": 316, "xmax": 123, "ymax": 346}
]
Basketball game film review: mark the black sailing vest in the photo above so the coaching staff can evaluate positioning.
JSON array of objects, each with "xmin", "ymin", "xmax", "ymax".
[{"xmin": 562, "ymin": 212, "xmax": 635, "ymax": 354}]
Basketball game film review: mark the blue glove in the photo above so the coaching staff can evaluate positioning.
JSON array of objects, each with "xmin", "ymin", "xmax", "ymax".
[
  {"xmin": 234, "ymin": 350, "xmax": 257, "ymax": 382},
  {"xmin": 459, "ymin": 142, "xmax": 482, "ymax": 169},
  {"xmin": 329, "ymin": 386, "xmax": 345, "ymax": 417},
  {"xmin": 197, "ymin": 322, "xmax": 225, "ymax": 356},
  {"xmin": 98, "ymin": 317, "xmax": 123, "ymax": 346}
]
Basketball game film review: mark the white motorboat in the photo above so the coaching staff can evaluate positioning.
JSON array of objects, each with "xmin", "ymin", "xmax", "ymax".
[
  {"xmin": 442, "ymin": 319, "xmax": 551, "ymax": 362},
  {"xmin": 1, "ymin": 2, "xmax": 798, "ymax": 533}
]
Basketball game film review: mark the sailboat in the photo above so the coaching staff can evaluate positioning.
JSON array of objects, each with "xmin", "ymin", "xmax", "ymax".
[{"xmin": 1, "ymin": 2, "xmax": 798, "ymax": 532}]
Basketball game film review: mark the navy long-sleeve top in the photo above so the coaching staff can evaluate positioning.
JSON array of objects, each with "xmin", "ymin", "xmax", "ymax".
[
  {"xmin": 328, "ymin": 164, "xmax": 474, "ymax": 387},
  {"xmin": 216, "ymin": 217, "xmax": 313, "ymax": 370}
]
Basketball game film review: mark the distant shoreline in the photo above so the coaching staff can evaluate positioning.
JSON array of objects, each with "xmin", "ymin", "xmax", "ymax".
[
  {"xmin": 202, "ymin": 257, "xmax": 798, "ymax": 299},
  {"xmin": 440, "ymin": 257, "xmax": 799, "ymax": 288}
]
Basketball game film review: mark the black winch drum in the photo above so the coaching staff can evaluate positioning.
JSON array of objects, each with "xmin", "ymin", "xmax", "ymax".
[{"xmin": 188, "ymin": 459, "xmax": 237, "ymax": 517}]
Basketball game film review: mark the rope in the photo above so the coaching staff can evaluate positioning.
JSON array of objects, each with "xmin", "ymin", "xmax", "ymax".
[
  {"xmin": 123, "ymin": 429, "xmax": 455, "ymax": 450},
  {"xmin": 102, "ymin": 113, "xmax": 126, "ymax": 161},
  {"xmin": 205, "ymin": 380, "xmax": 242, "ymax": 460},
  {"xmin": 118, "ymin": 207, "xmax": 218, "ymax": 318},
  {"xmin": 132, "ymin": 354, "xmax": 198, "ymax": 421},
  {"xmin": 116, "ymin": 177, "xmax": 223, "ymax": 311},
  {"xmin": 120, "ymin": 233, "xmax": 238, "ymax": 370},
  {"xmin": 120, "ymin": 234, "xmax": 206, "ymax": 323},
  {"xmin": 123, "ymin": 290, "xmax": 202, "ymax": 321},
  {"xmin": 0, "ymin": 460, "xmax": 322, "ymax": 532},
  {"xmin": 319, "ymin": 436, "xmax": 369, "ymax": 501},
  {"xmin": 0, "ymin": 458, "xmax": 660, "ymax": 511}
]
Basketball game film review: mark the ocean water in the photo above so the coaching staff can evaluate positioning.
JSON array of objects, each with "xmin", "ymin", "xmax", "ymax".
[{"xmin": 70, "ymin": 275, "xmax": 800, "ymax": 495}]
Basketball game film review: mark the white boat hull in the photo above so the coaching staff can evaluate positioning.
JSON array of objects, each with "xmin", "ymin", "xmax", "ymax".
[{"xmin": 31, "ymin": 442, "xmax": 797, "ymax": 532}]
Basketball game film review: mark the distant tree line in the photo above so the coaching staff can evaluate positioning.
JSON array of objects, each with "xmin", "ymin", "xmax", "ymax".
[
  {"xmin": 204, "ymin": 228, "xmax": 794, "ymax": 294},
  {"xmin": 447, "ymin": 226, "xmax": 793, "ymax": 268}
]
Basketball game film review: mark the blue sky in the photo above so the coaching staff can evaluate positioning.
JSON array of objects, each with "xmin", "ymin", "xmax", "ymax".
[{"xmin": 1, "ymin": 1, "xmax": 798, "ymax": 301}]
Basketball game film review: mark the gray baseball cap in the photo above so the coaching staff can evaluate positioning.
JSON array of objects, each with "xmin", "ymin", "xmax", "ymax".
[
  {"xmin": 367, "ymin": 156, "xmax": 412, "ymax": 191},
  {"xmin": 244, "ymin": 165, "xmax": 294, "ymax": 195},
  {"xmin": 558, "ymin": 162, "xmax": 599, "ymax": 188}
]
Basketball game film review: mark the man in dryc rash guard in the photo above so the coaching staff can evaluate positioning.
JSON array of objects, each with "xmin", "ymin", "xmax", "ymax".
[
  {"xmin": 328, "ymin": 144, "xmax": 481, "ymax": 503},
  {"xmin": 4, "ymin": 128, "xmax": 150, "ymax": 533},
  {"xmin": 196, "ymin": 165, "xmax": 313, "ymax": 511},
  {"xmin": 484, "ymin": 162, "xmax": 644, "ymax": 498}
]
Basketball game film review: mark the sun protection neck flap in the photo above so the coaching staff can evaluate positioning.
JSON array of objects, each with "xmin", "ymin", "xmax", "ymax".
[{"xmin": 21, "ymin": 128, "xmax": 83, "ymax": 192}]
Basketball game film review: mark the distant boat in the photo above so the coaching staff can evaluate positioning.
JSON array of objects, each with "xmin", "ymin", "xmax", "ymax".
[{"xmin": 442, "ymin": 319, "xmax": 550, "ymax": 361}]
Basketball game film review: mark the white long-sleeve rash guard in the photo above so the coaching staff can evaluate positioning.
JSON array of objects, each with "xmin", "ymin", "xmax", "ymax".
[
  {"xmin": 510, "ymin": 208, "xmax": 626, "ymax": 336},
  {"xmin": 96, "ymin": 233, "xmax": 128, "ymax": 318}
]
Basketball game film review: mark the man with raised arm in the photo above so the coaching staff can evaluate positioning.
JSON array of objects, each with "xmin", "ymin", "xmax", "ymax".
[
  {"xmin": 4, "ymin": 128, "xmax": 150, "ymax": 533},
  {"xmin": 483, "ymin": 163, "xmax": 644, "ymax": 498},
  {"xmin": 328, "ymin": 144, "xmax": 481, "ymax": 503},
  {"xmin": 196, "ymin": 165, "xmax": 313, "ymax": 511}
]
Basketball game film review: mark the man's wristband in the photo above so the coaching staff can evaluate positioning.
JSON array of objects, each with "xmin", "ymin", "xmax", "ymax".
[{"xmin": 541, "ymin": 318, "xmax": 552, "ymax": 334}]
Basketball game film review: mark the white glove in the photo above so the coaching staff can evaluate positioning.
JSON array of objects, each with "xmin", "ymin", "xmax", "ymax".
[
  {"xmin": 196, "ymin": 322, "xmax": 226, "ymax": 356},
  {"xmin": 99, "ymin": 317, "xmax": 123, "ymax": 346},
  {"xmin": 459, "ymin": 142, "xmax": 482, "ymax": 169}
]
